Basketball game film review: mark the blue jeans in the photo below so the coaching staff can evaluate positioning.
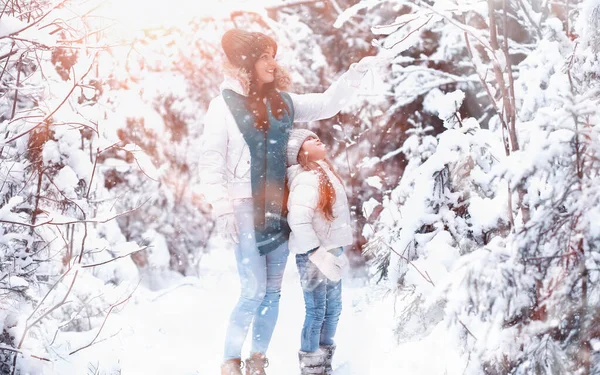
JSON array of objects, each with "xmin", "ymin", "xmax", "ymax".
[
  {"xmin": 223, "ymin": 200, "xmax": 289, "ymax": 360},
  {"xmin": 296, "ymin": 248, "xmax": 343, "ymax": 352}
]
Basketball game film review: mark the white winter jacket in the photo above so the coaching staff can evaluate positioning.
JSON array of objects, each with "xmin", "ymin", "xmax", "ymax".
[
  {"xmin": 200, "ymin": 67, "xmax": 367, "ymax": 218},
  {"xmin": 286, "ymin": 161, "xmax": 353, "ymax": 254}
]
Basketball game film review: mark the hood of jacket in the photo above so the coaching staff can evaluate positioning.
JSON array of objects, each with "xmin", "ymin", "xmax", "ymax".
[
  {"xmin": 286, "ymin": 164, "xmax": 304, "ymax": 185},
  {"xmin": 287, "ymin": 160, "xmax": 334, "ymax": 187}
]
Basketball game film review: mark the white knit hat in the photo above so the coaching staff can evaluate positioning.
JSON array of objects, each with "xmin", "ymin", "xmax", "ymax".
[{"xmin": 287, "ymin": 129, "xmax": 319, "ymax": 166}]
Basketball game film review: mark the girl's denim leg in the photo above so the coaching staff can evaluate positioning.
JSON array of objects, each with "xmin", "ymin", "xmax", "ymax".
[
  {"xmin": 296, "ymin": 253, "xmax": 328, "ymax": 352},
  {"xmin": 250, "ymin": 240, "xmax": 289, "ymax": 354},
  {"xmin": 320, "ymin": 279, "xmax": 342, "ymax": 346},
  {"xmin": 223, "ymin": 202, "xmax": 267, "ymax": 360}
]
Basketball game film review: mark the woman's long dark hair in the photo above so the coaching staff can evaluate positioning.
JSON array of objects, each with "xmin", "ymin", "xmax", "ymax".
[
  {"xmin": 245, "ymin": 36, "xmax": 290, "ymax": 130},
  {"xmin": 248, "ymin": 80, "xmax": 289, "ymax": 130}
]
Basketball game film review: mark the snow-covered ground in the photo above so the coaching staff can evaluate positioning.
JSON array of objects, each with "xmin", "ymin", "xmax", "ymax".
[
  {"xmin": 116, "ymin": 249, "xmax": 395, "ymax": 375},
  {"xmin": 40, "ymin": 244, "xmax": 406, "ymax": 375},
  {"xmin": 25, "ymin": 236, "xmax": 471, "ymax": 375}
]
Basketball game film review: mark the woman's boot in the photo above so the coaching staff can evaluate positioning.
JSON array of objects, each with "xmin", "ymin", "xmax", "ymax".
[
  {"xmin": 320, "ymin": 345, "xmax": 336, "ymax": 375},
  {"xmin": 245, "ymin": 352, "xmax": 269, "ymax": 375},
  {"xmin": 298, "ymin": 350, "xmax": 325, "ymax": 375},
  {"xmin": 221, "ymin": 358, "xmax": 243, "ymax": 375}
]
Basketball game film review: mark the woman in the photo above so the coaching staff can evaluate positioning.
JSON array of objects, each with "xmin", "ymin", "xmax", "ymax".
[
  {"xmin": 200, "ymin": 29, "xmax": 373, "ymax": 375},
  {"xmin": 286, "ymin": 129, "xmax": 352, "ymax": 375}
]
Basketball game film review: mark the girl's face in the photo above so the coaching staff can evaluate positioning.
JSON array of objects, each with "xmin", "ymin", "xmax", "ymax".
[
  {"xmin": 253, "ymin": 47, "xmax": 277, "ymax": 86},
  {"xmin": 300, "ymin": 137, "xmax": 327, "ymax": 163}
]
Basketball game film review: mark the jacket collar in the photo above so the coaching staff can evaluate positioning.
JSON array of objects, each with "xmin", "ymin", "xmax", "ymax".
[
  {"xmin": 286, "ymin": 160, "xmax": 331, "ymax": 182},
  {"xmin": 287, "ymin": 164, "xmax": 302, "ymax": 179},
  {"xmin": 219, "ymin": 74, "xmax": 247, "ymax": 96}
]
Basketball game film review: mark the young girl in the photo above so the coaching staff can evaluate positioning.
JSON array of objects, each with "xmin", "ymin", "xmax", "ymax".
[{"xmin": 286, "ymin": 129, "xmax": 352, "ymax": 375}]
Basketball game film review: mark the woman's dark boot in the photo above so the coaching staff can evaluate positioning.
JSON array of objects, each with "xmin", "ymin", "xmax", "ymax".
[
  {"xmin": 245, "ymin": 352, "xmax": 269, "ymax": 375},
  {"xmin": 221, "ymin": 358, "xmax": 243, "ymax": 375},
  {"xmin": 320, "ymin": 345, "xmax": 336, "ymax": 375},
  {"xmin": 298, "ymin": 350, "xmax": 325, "ymax": 375}
]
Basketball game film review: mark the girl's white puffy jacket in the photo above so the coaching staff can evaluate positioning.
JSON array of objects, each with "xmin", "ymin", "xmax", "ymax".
[
  {"xmin": 287, "ymin": 161, "xmax": 353, "ymax": 254},
  {"xmin": 199, "ymin": 67, "xmax": 366, "ymax": 218}
]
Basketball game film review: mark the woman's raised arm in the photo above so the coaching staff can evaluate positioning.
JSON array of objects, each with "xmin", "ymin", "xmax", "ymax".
[{"xmin": 289, "ymin": 64, "xmax": 369, "ymax": 123}]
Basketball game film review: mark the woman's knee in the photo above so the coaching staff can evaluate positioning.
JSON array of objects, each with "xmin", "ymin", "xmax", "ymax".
[
  {"xmin": 240, "ymin": 283, "xmax": 267, "ymax": 306},
  {"xmin": 238, "ymin": 293, "xmax": 266, "ymax": 311},
  {"xmin": 264, "ymin": 286, "xmax": 282, "ymax": 301}
]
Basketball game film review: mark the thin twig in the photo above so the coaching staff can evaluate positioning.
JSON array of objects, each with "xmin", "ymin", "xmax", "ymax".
[
  {"xmin": 383, "ymin": 242, "xmax": 435, "ymax": 287},
  {"xmin": 458, "ymin": 319, "xmax": 478, "ymax": 340},
  {"xmin": 81, "ymin": 246, "xmax": 148, "ymax": 268},
  {"xmin": 84, "ymin": 141, "xmax": 120, "ymax": 197},
  {"xmin": 0, "ymin": 198, "xmax": 150, "ymax": 227},
  {"xmin": 516, "ymin": 0, "xmax": 543, "ymax": 39},
  {"xmin": 118, "ymin": 146, "xmax": 159, "ymax": 182},
  {"xmin": 0, "ymin": 218, "xmax": 53, "ymax": 227},
  {"xmin": 266, "ymin": 0, "xmax": 324, "ymax": 11},
  {"xmin": 10, "ymin": 53, "xmax": 23, "ymax": 120},
  {"xmin": 0, "ymin": 46, "xmax": 18, "ymax": 62},
  {"xmin": 0, "ymin": 346, "xmax": 51, "ymax": 362},
  {"xmin": 383, "ymin": 15, "xmax": 433, "ymax": 51},
  {"xmin": 523, "ymin": 251, "xmax": 579, "ymax": 262},
  {"xmin": 69, "ymin": 286, "xmax": 137, "ymax": 355},
  {"xmin": 416, "ymin": 0, "xmax": 496, "ymax": 55}
]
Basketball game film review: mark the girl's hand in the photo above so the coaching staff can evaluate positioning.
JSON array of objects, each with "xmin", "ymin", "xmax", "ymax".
[{"xmin": 308, "ymin": 247, "xmax": 348, "ymax": 282}]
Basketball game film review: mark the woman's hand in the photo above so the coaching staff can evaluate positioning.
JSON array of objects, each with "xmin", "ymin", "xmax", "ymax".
[
  {"xmin": 350, "ymin": 55, "xmax": 386, "ymax": 73},
  {"xmin": 216, "ymin": 213, "xmax": 239, "ymax": 244}
]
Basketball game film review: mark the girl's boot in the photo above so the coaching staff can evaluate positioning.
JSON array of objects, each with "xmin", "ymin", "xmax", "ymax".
[
  {"xmin": 298, "ymin": 350, "xmax": 325, "ymax": 375},
  {"xmin": 320, "ymin": 345, "xmax": 336, "ymax": 375},
  {"xmin": 245, "ymin": 352, "xmax": 269, "ymax": 375},
  {"xmin": 221, "ymin": 358, "xmax": 243, "ymax": 375}
]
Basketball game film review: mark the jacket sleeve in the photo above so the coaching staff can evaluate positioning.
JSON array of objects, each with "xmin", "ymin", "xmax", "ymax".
[
  {"xmin": 199, "ymin": 97, "xmax": 233, "ymax": 218},
  {"xmin": 287, "ymin": 172, "xmax": 321, "ymax": 250},
  {"xmin": 289, "ymin": 65, "xmax": 367, "ymax": 123}
]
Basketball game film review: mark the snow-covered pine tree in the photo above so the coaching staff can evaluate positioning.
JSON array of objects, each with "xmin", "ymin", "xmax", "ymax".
[{"xmin": 360, "ymin": 0, "xmax": 600, "ymax": 373}]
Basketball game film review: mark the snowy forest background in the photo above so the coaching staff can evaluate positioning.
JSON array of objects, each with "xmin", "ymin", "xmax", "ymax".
[{"xmin": 1, "ymin": 0, "xmax": 599, "ymax": 374}]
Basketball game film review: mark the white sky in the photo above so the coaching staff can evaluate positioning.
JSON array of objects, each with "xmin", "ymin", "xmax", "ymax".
[{"xmin": 97, "ymin": 0, "xmax": 296, "ymax": 31}]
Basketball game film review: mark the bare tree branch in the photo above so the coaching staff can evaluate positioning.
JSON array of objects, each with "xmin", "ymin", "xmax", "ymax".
[
  {"xmin": 266, "ymin": 0, "xmax": 325, "ymax": 11},
  {"xmin": 0, "ymin": 345, "xmax": 51, "ymax": 362},
  {"xmin": 17, "ymin": 269, "xmax": 79, "ymax": 351},
  {"xmin": 2, "ymin": 57, "xmax": 97, "ymax": 145},
  {"xmin": 1, "ymin": 197, "xmax": 149, "ymax": 228},
  {"xmin": 10, "ymin": 53, "xmax": 23, "ymax": 120},
  {"xmin": 69, "ymin": 285, "xmax": 138, "ymax": 355},
  {"xmin": 0, "ymin": 0, "xmax": 68, "ymax": 41},
  {"xmin": 81, "ymin": 246, "xmax": 149, "ymax": 269}
]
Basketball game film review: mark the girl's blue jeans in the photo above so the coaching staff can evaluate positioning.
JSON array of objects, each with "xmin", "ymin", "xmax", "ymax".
[
  {"xmin": 223, "ymin": 200, "xmax": 289, "ymax": 360},
  {"xmin": 295, "ymin": 247, "xmax": 343, "ymax": 353}
]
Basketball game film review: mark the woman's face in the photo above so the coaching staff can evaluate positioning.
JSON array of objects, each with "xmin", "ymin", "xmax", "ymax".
[
  {"xmin": 300, "ymin": 137, "xmax": 327, "ymax": 163},
  {"xmin": 253, "ymin": 46, "xmax": 277, "ymax": 86}
]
